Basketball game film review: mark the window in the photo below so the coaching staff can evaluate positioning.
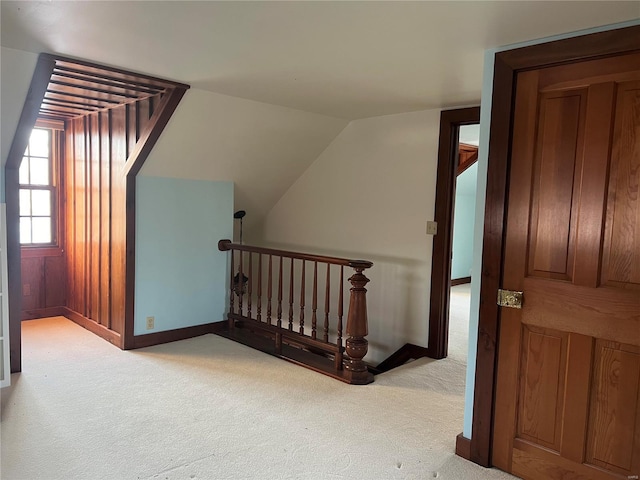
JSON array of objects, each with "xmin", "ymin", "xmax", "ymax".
[{"xmin": 19, "ymin": 128, "xmax": 57, "ymax": 245}]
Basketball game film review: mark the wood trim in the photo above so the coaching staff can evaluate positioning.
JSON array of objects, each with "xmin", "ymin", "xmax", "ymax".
[
  {"xmin": 428, "ymin": 107, "xmax": 480, "ymax": 360},
  {"xmin": 375, "ymin": 342, "xmax": 431, "ymax": 373},
  {"xmin": 456, "ymin": 433, "xmax": 472, "ymax": 461},
  {"xmin": 21, "ymin": 246, "xmax": 64, "ymax": 258},
  {"xmin": 62, "ymin": 307, "xmax": 121, "ymax": 347},
  {"xmin": 129, "ymin": 321, "xmax": 225, "ymax": 349},
  {"xmin": 6, "ymin": 53, "xmax": 190, "ymax": 369},
  {"xmin": 499, "ymin": 25, "xmax": 640, "ymax": 70},
  {"xmin": 457, "ymin": 143, "xmax": 479, "ymax": 176},
  {"xmin": 451, "ymin": 276, "xmax": 472, "ymax": 286},
  {"xmin": 6, "ymin": 54, "xmax": 57, "ymax": 373},
  {"xmin": 122, "ymin": 86, "xmax": 189, "ymax": 350},
  {"xmin": 218, "ymin": 239, "xmax": 373, "ymax": 269},
  {"xmin": 217, "ymin": 325, "xmax": 374, "ymax": 385},
  {"xmin": 469, "ymin": 24, "xmax": 640, "ymax": 469},
  {"xmin": 52, "ymin": 55, "xmax": 190, "ymax": 90},
  {"xmin": 21, "ymin": 306, "xmax": 66, "ymax": 321}
]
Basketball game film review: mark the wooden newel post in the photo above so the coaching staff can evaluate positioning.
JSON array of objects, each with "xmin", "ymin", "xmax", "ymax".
[{"xmin": 344, "ymin": 260, "xmax": 374, "ymax": 385}]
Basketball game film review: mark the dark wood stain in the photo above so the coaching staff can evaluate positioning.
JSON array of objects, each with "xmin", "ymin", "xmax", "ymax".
[
  {"xmin": 428, "ymin": 106, "xmax": 480, "ymax": 360},
  {"xmin": 6, "ymin": 54, "xmax": 189, "ymax": 369},
  {"xmin": 470, "ymin": 24, "xmax": 640, "ymax": 468}
]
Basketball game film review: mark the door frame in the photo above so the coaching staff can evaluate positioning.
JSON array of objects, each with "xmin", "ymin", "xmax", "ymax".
[
  {"xmin": 469, "ymin": 24, "xmax": 640, "ymax": 467},
  {"xmin": 428, "ymin": 106, "xmax": 480, "ymax": 359}
]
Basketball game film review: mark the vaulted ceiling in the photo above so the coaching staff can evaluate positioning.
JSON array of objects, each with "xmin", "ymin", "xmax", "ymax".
[{"xmin": 2, "ymin": 1, "xmax": 638, "ymax": 120}]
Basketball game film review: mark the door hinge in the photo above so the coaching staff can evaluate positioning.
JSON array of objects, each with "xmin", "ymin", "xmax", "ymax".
[{"xmin": 497, "ymin": 289, "xmax": 524, "ymax": 309}]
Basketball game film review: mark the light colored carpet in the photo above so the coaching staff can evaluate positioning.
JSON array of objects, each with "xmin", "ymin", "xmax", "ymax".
[{"xmin": 1, "ymin": 290, "xmax": 516, "ymax": 479}]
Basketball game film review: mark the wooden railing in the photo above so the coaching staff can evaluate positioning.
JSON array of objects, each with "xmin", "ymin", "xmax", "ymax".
[{"xmin": 218, "ymin": 240, "xmax": 374, "ymax": 385}]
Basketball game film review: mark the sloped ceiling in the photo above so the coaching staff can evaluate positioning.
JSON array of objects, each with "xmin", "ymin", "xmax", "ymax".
[
  {"xmin": 1, "ymin": 1, "xmax": 638, "ymax": 120},
  {"xmin": 2, "ymin": 2, "xmax": 638, "ymax": 238},
  {"xmin": 138, "ymin": 89, "xmax": 349, "ymax": 238}
]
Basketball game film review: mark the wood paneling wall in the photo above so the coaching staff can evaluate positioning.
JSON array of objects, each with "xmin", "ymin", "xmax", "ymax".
[
  {"xmin": 21, "ymin": 253, "xmax": 66, "ymax": 319},
  {"xmin": 65, "ymin": 94, "xmax": 159, "ymax": 336}
]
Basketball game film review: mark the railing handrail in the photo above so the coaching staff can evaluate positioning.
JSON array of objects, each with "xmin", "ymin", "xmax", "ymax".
[{"xmin": 218, "ymin": 239, "xmax": 373, "ymax": 270}]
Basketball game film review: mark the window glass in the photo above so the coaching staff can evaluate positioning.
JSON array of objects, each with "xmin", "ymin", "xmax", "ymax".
[
  {"xmin": 29, "ymin": 129, "xmax": 49, "ymax": 157},
  {"xmin": 19, "ymin": 189, "xmax": 31, "ymax": 216},
  {"xmin": 29, "ymin": 157, "xmax": 49, "ymax": 185},
  {"xmin": 20, "ymin": 218, "xmax": 32, "ymax": 244},
  {"xmin": 31, "ymin": 190, "xmax": 51, "ymax": 216},
  {"xmin": 32, "ymin": 218, "xmax": 51, "ymax": 244},
  {"xmin": 19, "ymin": 158, "xmax": 29, "ymax": 184},
  {"xmin": 19, "ymin": 128, "xmax": 56, "ymax": 246}
]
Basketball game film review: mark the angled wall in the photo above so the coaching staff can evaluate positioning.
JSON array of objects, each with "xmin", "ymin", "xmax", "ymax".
[
  {"xmin": 263, "ymin": 109, "xmax": 442, "ymax": 363},
  {"xmin": 140, "ymin": 88, "xmax": 349, "ymax": 242}
]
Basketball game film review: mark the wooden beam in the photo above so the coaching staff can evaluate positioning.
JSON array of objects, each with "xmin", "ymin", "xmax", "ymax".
[
  {"xmin": 122, "ymin": 86, "xmax": 189, "ymax": 349},
  {"xmin": 5, "ymin": 53, "xmax": 57, "ymax": 373}
]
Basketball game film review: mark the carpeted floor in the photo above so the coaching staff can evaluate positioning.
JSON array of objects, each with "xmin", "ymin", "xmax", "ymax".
[{"xmin": 1, "ymin": 285, "xmax": 517, "ymax": 480}]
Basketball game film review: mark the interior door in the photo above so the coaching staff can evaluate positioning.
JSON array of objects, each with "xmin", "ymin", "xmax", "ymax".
[{"xmin": 492, "ymin": 52, "xmax": 640, "ymax": 479}]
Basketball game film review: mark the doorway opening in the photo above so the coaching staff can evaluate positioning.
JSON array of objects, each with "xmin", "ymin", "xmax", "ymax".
[
  {"xmin": 428, "ymin": 107, "xmax": 480, "ymax": 360},
  {"xmin": 447, "ymin": 124, "xmax": 479, "ymax": 361}
]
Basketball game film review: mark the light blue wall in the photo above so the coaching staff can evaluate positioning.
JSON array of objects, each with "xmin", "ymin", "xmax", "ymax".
[
  {"xmin": 451, "ymin": 163, "xmax": 477, "ymax": 280},
  {"xmin": 463, "ymin": 19, "xmax": 640, "ymax": 439},
  {"xmin": 134, "ymin": 176, "xmax": 233, "ymax": 336}
]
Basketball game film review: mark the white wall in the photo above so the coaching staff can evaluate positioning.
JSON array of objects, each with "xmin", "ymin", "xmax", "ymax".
[
  {"xmin": 140, "ymin": 88, "xmax": 348, "ymax": 242},
  {"xmin": 0, "ymin": 47, "xmax": 38, "ymax": 201},
  {"xmin": 263, "ymin": 109, "xmax": 442, "ymax": 363}
]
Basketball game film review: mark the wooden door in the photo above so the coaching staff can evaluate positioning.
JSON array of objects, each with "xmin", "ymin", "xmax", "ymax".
[{"xmin": 492, "ymin": 52, "xmax": 640, "ymax": 480}]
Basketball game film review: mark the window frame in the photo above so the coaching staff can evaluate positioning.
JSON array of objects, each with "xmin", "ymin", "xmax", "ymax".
[{"xmin": 18, "ymin": 122, "xmax": 64, "ymax": 252}]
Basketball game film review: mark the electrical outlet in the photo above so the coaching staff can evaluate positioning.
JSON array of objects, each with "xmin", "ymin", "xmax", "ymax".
[
  {"xmin": 146, "ymin": 316, "xmax": 155, "ymax": 330},
  {"xmin": 426, "ymin": 221, "xmax": 438, "ymax": 235}
]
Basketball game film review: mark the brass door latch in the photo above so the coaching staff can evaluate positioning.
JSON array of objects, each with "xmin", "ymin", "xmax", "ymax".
[{"xmin": 497, "ymin": 289, "xmax": 524, "ymax": 309}]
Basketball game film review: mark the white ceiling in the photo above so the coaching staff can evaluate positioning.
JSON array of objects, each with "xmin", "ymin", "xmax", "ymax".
[{"xmin": 2, "ymin": 1, "xmax": 638, "ymax": 120}]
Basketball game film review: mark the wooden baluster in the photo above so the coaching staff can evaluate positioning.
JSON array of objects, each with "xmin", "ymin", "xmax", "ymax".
[
  {"xmin": 299, "ymin": 260, "xmax": 305, "ymax": 334},
  {"xmin": 311, "ymin": 262, "xmax": 318, "ymax": 340},
  {"xmin": 344, "ymin": 262, "xmax": 373, "ymax": 384},
  {"xmin": 247, "ymin": 252, "xmax": 252, "ymax": 318},
  {"xmin": 324, "ymin": 264, "xmax": 330, "ymax": 342},
  {"xmin": 257, "ymin": 254, "xmax": 262, "ymax": 322},
  {"xmin": 335, "ymin": 266, "xmax": 344, "ymax": 370},
  {"xmin": 288, "ymin": 258, "xmax": 294, "ymax": 331},
  {"xmin": 267, "ymin": 255, "xmax": 273, "ymax": 325},
  {"xmin": 238, "ymin": 251, "xmax": 244, "ymax": 315},
  {"xmin": 229, "ymin": 249, "xmax": 235, "ymax": 329},
  {"xmin": 276, "ymin": 256, "xmax": 283, "ymax": 353}
]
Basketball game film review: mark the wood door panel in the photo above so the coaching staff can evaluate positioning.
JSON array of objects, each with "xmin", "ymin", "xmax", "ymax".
[
  {"xmin": 586, "ymin": 341, "xmax": 640, "ymax": 476},
  {"xmin": 528, "ymin": 90, "xmax": 585, "ymax": 280},
  {"xmin": 512, "ymin": 439, "xmax": 626, "ymax": 480},
  {"xmin": 494, "ymin": 51, "xmax": 640, "ymax": 480},
  {"xmin": 602, "ymin": 81, "xmax": 640, "ymax": 289},
  {"xmin": 538, "ymin": 52, "xmax": 640, "ymax": 93},
  {"xmin": 573, "ymin": 83, "xmax": 617, "ymax": 288},
  {"xmin": 522, "ymin": 279, "xmax": 640, "ymax": 345},
  {"xmin": 518, "ymin": 326, "xmax": 567, "ymax": 451}
]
